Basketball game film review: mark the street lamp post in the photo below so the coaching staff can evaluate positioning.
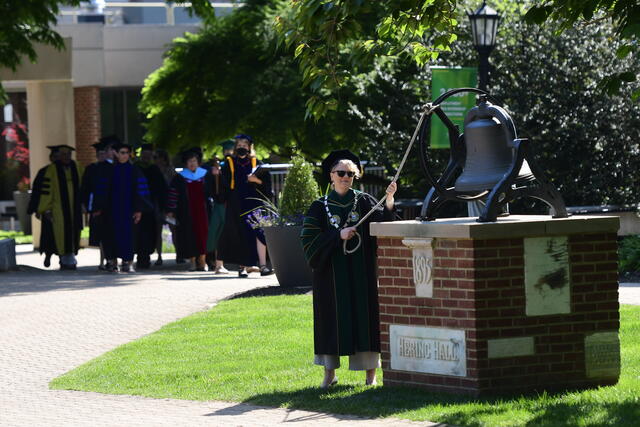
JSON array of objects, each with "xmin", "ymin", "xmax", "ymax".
[{"xmin": 468, "ymin": 2, "xmax": 501, "ymax": 91}]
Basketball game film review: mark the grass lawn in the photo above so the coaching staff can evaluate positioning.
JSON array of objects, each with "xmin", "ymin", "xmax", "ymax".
[
  {"xmin": 50, "ymin": 295, "xmax": 640, "ymax": 426},
  {"xmin": 0, "ymin": 230, "xmax": 32, "ymax": 244}
]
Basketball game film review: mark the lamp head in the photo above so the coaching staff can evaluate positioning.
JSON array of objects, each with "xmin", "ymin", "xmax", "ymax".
[{"xmin": 468, "ymin": 1, "xmax": 501, "ymax": 51}]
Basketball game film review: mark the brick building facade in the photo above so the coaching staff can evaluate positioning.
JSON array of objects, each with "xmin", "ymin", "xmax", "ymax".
[{"xmin": 73, "ymin": 86, "xmax": 101, "ymax": 166}]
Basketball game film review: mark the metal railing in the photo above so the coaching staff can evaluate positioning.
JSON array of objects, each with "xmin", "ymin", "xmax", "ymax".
[
  {"xmin": 58, "ymin": 2, "xmax": 243, "ymax": 25},
  {"xmin": 263, "ymin": 163, "xmax": 386, "ymax": 205}
]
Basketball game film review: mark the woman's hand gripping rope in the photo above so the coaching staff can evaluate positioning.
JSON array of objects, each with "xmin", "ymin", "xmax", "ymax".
[{"xmin": 341, "ymin": 103, "xmax": 439, "ymax": 255}]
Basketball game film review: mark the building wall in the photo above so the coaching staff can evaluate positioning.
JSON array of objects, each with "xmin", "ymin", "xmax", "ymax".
[
  {"xmin": 74, "ymin": 86, "xmax": 101, "ymax": 166},
  {"xmin": 55, "ymin": 23, "xmax": 200, "ymax": 88},
  {"xmin": 50, "ymin": 23, "xmax": 201, "ymax": 155}
]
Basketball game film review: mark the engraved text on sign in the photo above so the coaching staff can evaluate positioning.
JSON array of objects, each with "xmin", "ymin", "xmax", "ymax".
[
  {"xmin": 390, "ymin": 325, "xmax": 466, "ymax": 376},
  {"xmin": 402, "ymin": 238, "xmax": 434, "ymax": 298},
  {"xmin": 585, "ymin": 332, "xmax": 620, "ymax": 379}
]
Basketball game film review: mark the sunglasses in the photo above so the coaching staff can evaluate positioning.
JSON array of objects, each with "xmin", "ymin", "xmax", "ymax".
[
  {"xmin": 332, "ymin": 170, "xmax": 356, "ymax": 178},
  {"xmin": 118, "ymin": 150, "xmax": 130, "ymax": 155}
]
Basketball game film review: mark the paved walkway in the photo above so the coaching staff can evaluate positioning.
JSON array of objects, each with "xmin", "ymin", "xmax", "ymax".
[
  {"xmin": 619, "ymin": 282, "xmax": 640, "ymax": 305},
  {"xmin": 0, "ymin": 247, "xmax": 433, "ymax": 427}
]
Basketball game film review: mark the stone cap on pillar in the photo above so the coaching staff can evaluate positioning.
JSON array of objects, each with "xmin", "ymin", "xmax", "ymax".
[{"xmin": 370, "ymin": 215, "xmax": 620, "ymax": 239}]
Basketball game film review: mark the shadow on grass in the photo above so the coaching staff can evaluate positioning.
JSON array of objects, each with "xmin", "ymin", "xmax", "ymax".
[{"xmin": 236, "ymin": 385, "xmax": 640, "ymax": 427}]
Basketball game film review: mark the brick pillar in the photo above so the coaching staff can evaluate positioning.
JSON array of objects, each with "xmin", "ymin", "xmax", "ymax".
[
  {"xmin": 73, "ymin": 86, "xmax": 101, "ymax": 166},
  {"xmin": 371, "ymin": 215, "xmax": 620, "ymax": 396}
]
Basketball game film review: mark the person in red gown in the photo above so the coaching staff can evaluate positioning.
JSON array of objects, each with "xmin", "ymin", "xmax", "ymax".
[{"xmin": 166, "ymin": 149, "xmax": 214, "ymax": 271}]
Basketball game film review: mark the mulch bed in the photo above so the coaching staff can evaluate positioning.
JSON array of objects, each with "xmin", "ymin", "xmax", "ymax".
[
  {"xmin": 620, "ymin": 271, "xmax": 640, "ymax": 283},
  {"xmin": 227, "ymin": 285, "xmax": 312, "ymax": 300}
]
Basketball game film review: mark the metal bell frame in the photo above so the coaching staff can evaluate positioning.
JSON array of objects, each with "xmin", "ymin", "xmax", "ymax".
[{"xmin": 418, "ymin": 88, "xmax": 568, "ymax": 222}]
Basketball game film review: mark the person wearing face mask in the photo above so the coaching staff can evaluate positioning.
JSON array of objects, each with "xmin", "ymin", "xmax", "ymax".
[
  {"xmin": 217, "ymin": 134, "xmax": 274, "ymax": 277},
  {"xmin": 300, "ymin": 149, "xmax": 397, "ymax": 389},
  {"xmin": 92, "ymin": 142, "xmax": 151, "ymax": 273},
  {"xmin": 166, "ymin": 149, "xmax": 214, "ymax": 271}
]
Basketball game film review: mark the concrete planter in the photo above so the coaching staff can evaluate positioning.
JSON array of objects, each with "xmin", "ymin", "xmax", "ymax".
[
  {"xmin": 12, "ymin": 190, "xmax": 31, "ymax": 234},
  {"xmin": 0, "ymin": 238, "xmax": 17, "ymax": 271},
  {"xmin": 263, "ymin": 225, "xmax": 312, "ymax": 288}
]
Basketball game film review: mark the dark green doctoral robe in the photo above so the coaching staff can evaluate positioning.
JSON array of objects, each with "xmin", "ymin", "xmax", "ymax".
[{"xmin": 300, "ymin": 189, "xmax": 394, "ymax": 356}]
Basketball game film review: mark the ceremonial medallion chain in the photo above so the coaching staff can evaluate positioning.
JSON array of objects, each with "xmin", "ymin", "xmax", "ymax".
[{"xmin": 324, "ymin": 192, "xmax": 360, "ymax": 229}]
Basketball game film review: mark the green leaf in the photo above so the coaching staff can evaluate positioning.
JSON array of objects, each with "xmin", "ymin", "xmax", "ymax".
[
  {"xmin": 378, "ymin": 23, "xmax": 391, "ymax": 38},
  {"xmin": 581, "ymin": 0, "xmax": 600, "ymax": 21},
  {"xmin": 621, "ymin": 23, "xmax": 640, "ymax": 39},
  {"xmin": 619, "ymin": 72, "xmax": 637, "ymax": 82},
  {"xmin": 524, "ymin": 6, "xmax": 551, "ymax": 25},
  {"xmin": 294, "ymin": 43, "xmax": 306, "ymax": 58},
  {"xmin": 616, "ymin": 44, "xmax": 634, "ymax": 59}
]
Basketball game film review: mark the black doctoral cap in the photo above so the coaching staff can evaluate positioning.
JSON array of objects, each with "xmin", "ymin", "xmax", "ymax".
[
  {"xmin": 46, "ymin": 144, "xmax": 75, "ymax": 153},
  {"xmin": 321, "ymin": 149, "xmax": 362, "ymax": 180},
  {"xmin": 218, "ymin": 139, "xmax": 235, "ymax": 151},
  {"xmin": 181, "ymin": 148, "xmax": 201, "ymax": 164},
  {"xmin": 112, "ymin": 142, "xmax": 133, "ymax": 152},
  {"xmin": 99, "ymin": 135, "xmax": 121, "ymax": 147},
  {"xmin": 234, "ymin": 133, "xmax": 253, "ymax": 144},
  {"xmin": 91, "ymin": 142, "xmax": 105, "ymax": 151}
]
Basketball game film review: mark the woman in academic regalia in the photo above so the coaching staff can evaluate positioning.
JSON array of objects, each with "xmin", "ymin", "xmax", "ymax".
[
  {"xmin": 166, "ymin": 149, "xmax": 213, "ymax": 271},
  {"xmin": 217, "ymin": 134, "xmax": 273, "ymax": 277},
  {"xmin": 300, "ymin": 150, "xmax": 397, "ymax": 388}
]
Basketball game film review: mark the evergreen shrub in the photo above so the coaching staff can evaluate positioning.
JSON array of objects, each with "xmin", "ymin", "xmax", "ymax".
[
  {"xmin": 245, "ymin": 154, "xmax": 320, "ymax": 228},
  {"xmin": 619, "ymin": 235, "xmax": 640, "ymax": 274},
  {"xmin": 279, "ymin": 154, "xmax": 320, "ymax": 223}
]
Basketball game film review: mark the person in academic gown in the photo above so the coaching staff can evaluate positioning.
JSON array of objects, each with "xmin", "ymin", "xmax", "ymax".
[
  {"xmin": 35, "ymin": 145, "xmax": 84, "ymax": 270},
  {"xmin": 80, "ymin": 138, "xmax": 116, "ymax": 270},
  {"xmin": 134, "ymin": 143, "xmax": 168, "ymax": 269},
  {"xmin": 300, "ymin": 149, "xmax": 397, "ymax": 388},
  {"xmin": 153, "ymin": 148, "xmax": 177, "ymax": 263},
  {"xmin": 203, "ymin": 153, "xmax": 229, "ymax": 274},
  {"xmin": 166, "ymin": 149, "xmax": 213, "ymax": 271},
  {"xmin": 217, "ymin": 134, "xmax": 274, "ymax": 277},
  {"xmin": 92, "ymin": 142, "xmax": 151, "ymax": 272},
  {"xmin": 27, "ymin": 149, "xmax": 59, "ymax": 267}
]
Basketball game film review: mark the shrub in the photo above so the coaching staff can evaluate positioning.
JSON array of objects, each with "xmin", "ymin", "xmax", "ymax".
[
  {"xmin": 279, "ymin": 154, "xmax": 320, "ymax": 222},
  {"xmin": 244, "ymin": 154, "xmax": 320, "ymax": 227},
  {"xmin": 619, "ymin": 235, "xmax": 640, "ymax": 274}
]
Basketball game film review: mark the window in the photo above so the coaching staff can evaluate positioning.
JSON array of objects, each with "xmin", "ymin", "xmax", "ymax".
[{"xmin": 100, "ymin": 88, "xmax": 146, "ymax": 145}]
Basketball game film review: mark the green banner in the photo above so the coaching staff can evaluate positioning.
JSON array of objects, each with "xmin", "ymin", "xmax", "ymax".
[{"xmin": 430, "ymin": 67, "xmax": 478, "ymax": 149}]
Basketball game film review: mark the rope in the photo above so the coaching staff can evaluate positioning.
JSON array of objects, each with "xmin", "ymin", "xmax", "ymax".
[{"xmin": 342, "ymin": 103, "xmax": 440, "ymax": 254}]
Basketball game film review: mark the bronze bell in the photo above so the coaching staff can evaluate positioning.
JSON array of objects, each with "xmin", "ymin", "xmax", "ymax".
[
  {"xmin": 455, "ymin": 99, "xmax": 534, "ymax": 193},
  {"xmin": 418, "ymin": 89, "xmax": 567, "ymax": 222}
]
